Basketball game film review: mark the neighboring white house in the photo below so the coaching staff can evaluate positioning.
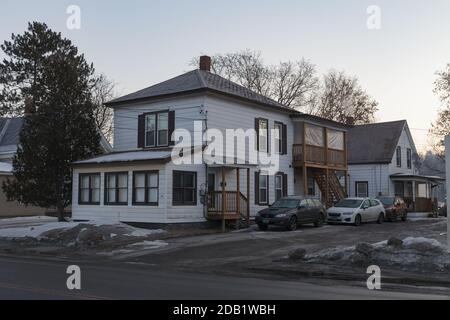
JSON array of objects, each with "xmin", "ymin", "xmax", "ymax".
[
  {"xmin": 347, "ymin": 120, "xmax": 444, "ymax": 212},
  {"xmin": 71, "ymin": 56, "xmax": 349, "ymax": 224}
]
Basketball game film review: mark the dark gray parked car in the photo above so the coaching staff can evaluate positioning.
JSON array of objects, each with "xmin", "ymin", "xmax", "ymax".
[{"xmin": 255, "ymin": 196, "xmax": 327, "ymax": 231}]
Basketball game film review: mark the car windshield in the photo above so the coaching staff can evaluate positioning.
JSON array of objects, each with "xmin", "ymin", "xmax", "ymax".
[
  {"xmin": 377, "ymin": 197, "xmax": 395, "ymax": 206},
  {"xmin": 334, "ymin": 199, "xmax": 363, "ymax": 208},
  {"xmin": 271, "ymin": 199, "xmax": 300, "ymax": 208}
]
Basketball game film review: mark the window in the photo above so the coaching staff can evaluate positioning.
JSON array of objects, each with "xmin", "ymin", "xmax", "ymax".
[
  {"xmin": 396, "ymin": 146, "xmax": 402, "ymax": 167},
  {"xmin": 370, "ymin": 199, "xmax": 380, "ymax": 207},
  {"xmin": 173, "ymin": 171, "xmax": 197, "ymax": 206},
  {"xmin": 307, "ymin": 177, "xmax": 316, "ymax": 196},
  {"xmin": 257, "ymin": 119, "xmax": 269, "ymax": 152},
  {"xmin": 407, "ymin": 148, "xmax": 412, "ymax": 169},
  {"xmin": 355, "ymin": 181, "xmax": 368, "ymax": 198},
  {"xmin": 275, "ymin": 174, "xmax": 283, "ymax": 201},
  {"xmin": 145, "ymin": 111, "xmax": 169, "ymax": 147},
  {"xmin": 274, "ymin": 122, "xmax": 282, "ymax": 154},
  {"xmin": 362, "ymin": 200, "xmax": 370, "ymax": 208},
  {"xmin": 158, "ymin": 113, "xmax": 168, "ymax": 146},
  {"xmin": 79, "ymin": 173, "xmax": 100, "ymax": 205},
  {"xmin": 105, "ymin": 172, "xmax": 128, "ymax": 205},
  {"xmin": 258, "ymin": 174, "xmax": 269, "ymax": 204},
  {"xmin": 133, "ymin": 171, "xmax": 159, "ymax": 205}
]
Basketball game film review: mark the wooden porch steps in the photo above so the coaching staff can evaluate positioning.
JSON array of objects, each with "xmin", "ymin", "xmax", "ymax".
[{"xmin": 313, "ymin": 169, "xmax": 347, "ymax": 208}]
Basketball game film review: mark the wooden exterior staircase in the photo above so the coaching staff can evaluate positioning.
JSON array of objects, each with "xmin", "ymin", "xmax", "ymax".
[{"xmin": 312, "ymin": 169, "xmax": 347, "ymax": 208}]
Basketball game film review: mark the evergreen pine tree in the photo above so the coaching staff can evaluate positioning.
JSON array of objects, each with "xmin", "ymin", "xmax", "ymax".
[{"xmin": 1, "ymin": 22, "xmax": 101, "ymax": 221}]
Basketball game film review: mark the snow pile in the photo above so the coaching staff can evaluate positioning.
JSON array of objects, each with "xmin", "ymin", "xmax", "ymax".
[
  {"xmin": 301, "ymin": 237, "xmax": 450, "ymax": 273},
  {"xmin": 0, "ymin": 218, "xmax": 166, "ymax": 249}
]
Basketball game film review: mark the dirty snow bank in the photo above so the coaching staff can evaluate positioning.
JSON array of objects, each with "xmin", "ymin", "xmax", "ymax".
[
  {"xmin": 0, "ymin": 219, "xmax": 166, "ymax": 249},
  {"xmin": 299, "ymin": 237, "xmax": 450, "ymax": 273}
]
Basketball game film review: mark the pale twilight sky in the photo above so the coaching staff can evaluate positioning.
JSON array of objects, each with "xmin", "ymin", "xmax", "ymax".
[{"xmin": 1, "ymin": 0, "xmax": 450, "ymax": 153}]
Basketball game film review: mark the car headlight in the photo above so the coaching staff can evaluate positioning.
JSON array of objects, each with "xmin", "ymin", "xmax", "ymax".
[
  {"xmin": 276, "ymin": 213, "xmax": 288, "ymax": 218},
  {"xmin": 342, "ymin": 212, "xmax": 354, "ymax": 215}
]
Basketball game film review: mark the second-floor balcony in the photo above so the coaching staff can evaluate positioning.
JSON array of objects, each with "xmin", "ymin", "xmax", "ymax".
[
  {"xmin": 292, "ymin": 121, "xmax": 348, "ymax": 170},
  {"xmin": 293, "ymin": 144, "xmax": 347, "ymax": 169}
]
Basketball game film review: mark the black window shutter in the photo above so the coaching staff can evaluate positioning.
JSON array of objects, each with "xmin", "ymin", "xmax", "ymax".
[
  {"xmin": 254, "ymin": 171, "xmax": 260, "ymax": 205},
  {"xmin": 266, "ymin": 175, "xmax": 270, "ymax": 204},
  {"xmin": 255, "ymin": 118, "xmax": 260, "ymax": 151},
  {"xmin": 137, "ymin": 114, "xmax": 145, "ymax": 149},
  {"xmin": 283, "ymin": 173, "xmax": 288, "ymax": 197},
  {"xmin": 282, "ymin": 124, "xmax": 288, "ymax": 155},
  {"xmin": 168, "ymin": 111, "xmax": 175, "ymax": 146}
]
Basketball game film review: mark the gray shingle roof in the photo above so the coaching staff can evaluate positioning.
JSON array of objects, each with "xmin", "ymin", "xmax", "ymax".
[
  {"xmin": 107, "ymin": 69, "xmax": 291, "ymax": 111},
  {"xmin": 0, "ymin": 117, "xmax": 23, "ymax": 155},
  {"xmin": 347, "ymin": 120, "xmax": 407, "ymax": 164}
]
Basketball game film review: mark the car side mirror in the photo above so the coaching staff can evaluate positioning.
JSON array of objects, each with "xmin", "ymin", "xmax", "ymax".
[{"xmin": 298, "ymin": 205, "xmax": 306, "ymax": 209}]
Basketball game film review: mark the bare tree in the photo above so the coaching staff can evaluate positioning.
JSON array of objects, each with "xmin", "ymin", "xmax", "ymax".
[
  {"xmin": 191, "ymin": 50, "xmax": 318, "ymax": 110},
  {"xmin": 91, "ymin": 74, "xmax": 116, "ymax": 143},
  {"xmin": 431, "ymin": 64, "xmax": 450, "ymax": 155},
  {"xmin": 312, "ymin": 70, "xmax": 378, "ymax": 124},
  {"xmin": 191, "ymin": 51, "xmax": 378, "ymax": 123}
]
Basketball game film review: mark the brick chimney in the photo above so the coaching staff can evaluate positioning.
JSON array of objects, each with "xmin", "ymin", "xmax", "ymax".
[
  {"xmin": 24, "ymin": 97, "xmax": 35, "ymax": 116},
  {"xmin": 199, "ymin": 55, "xmax": 211, "ymax": 72},
  {"xmin": 345, "ymin": 116, "xmax": 355, "ymax": 126}
]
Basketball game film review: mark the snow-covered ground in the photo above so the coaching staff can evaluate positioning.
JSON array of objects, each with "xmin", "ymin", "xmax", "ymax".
[
  {"xmin": 303, "ymin": 236, "xmax": 450, "ymax": 273},
  {"xmin": 0, "ymin": 217, "xmax": 164, "ymax": 239}
]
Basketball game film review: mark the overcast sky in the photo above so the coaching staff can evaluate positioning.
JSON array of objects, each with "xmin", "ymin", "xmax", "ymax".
[{"xmin": 2, "ymin": 0, "xmax": 450, "ymax": 152}]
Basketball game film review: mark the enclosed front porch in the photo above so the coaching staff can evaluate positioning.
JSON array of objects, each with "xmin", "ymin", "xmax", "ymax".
[{"xmin": 390, "ymin": 174, "xmax": 445, "ymax": 213}]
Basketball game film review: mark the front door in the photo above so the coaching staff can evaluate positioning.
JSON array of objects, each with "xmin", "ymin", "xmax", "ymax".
[{"xmin": 208, "ymin": 173, "xmax": 216, "ymax": 193}]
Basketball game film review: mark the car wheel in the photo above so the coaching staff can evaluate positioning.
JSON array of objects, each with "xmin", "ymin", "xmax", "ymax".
[
  {"xmin": 354, "ymin": 214, "xmax": 362, "ymax": 227},
  {"xmin": 258, "ymin": 224, "xmax": 268, "ymax": 231},
  {"xmin": 401, "ymin": 212, "xmax": 408, "ymax": 222},
  {"xmin": 314, "ymin": 214, "xmax": 325, "ymax": 227},
  {"xmin": 287, "ymin": 216, "xmax": 298, "ymax": 231},
  {"xmin": 377, "ymin": 213, "xmax": 384, "ymax": 224}
]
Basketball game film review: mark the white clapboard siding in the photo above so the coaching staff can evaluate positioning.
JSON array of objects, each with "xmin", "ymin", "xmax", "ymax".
[
  {"xmin": 348, "ymin": 164, "xmax": 391, "ymax": 198},
  {"xmin": 113, "ymin": 96, "xmax": 205, "ymax": 152},
  {"xmin": 205, "ymin": 95, "xmax": 295, "ymax": 215}
]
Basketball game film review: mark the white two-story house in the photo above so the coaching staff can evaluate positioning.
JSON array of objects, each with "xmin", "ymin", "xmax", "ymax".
[
  {"xmin": 71, "ymin": 56, "xmax": 348, "ymax": 225},
  {"xmin": 347, "ymin": 120, "xmax": 444, "ymax": 212}
]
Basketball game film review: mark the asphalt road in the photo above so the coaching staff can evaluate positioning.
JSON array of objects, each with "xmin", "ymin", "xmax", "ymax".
[{"xmin": 0, "ymin": 255, "xmax": 448, "ymax": 300}]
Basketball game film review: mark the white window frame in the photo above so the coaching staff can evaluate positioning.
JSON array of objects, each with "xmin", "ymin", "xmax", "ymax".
[
  {"xmin": 145, "ymin": 111, "xmax": 169, "ymax": 148},
  {"xmin": 274, "ymin": 122, "xmax": 283, "ymax": 154},
  {"xmin": 275, "ymin": 174, "xmax": 283, "ymax": 201},
  {"xmin": 259, "ymin": 174, "xmax": 269, "ymax": 205},
  {"xmin": 356, "ymin": 181, "xmax": 369, "ymax": 198},
  {"xmin": 258, "ymin": 119, "xmax": 268, "ymax": 153}
]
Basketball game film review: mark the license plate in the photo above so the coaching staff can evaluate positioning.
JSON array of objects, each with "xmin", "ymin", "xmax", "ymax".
[{"xmin": 263, "ymin": 219, "xmax": 270, "ymax": 224}]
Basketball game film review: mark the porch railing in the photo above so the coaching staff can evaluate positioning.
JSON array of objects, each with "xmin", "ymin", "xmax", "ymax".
[
  {"xmin": 207, "ymin": 191, "xmax": 249, "ymax": 218},
  {"xmin": 293, "ymin": 144, "xmax": 346, "ymax": 168}
]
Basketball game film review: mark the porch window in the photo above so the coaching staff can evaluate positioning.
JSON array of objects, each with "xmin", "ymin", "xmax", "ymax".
[
  {"xmin": 305, "ymin": 124, "xmax": 324, "ymax": 147},
  {"xmin": 275, "ymin": 174, "xmax": 283, "ymax": 201},
  {"xmin": 407, "ymin": 148, "xmax": 412, "ymax": 169},
  {"xmin": 396, "ymin": 146, "xmax": 402, "ymax": 167},
  {"xmin": 105, "ymin": 172, "xmax": 128, "ymax": 205},
  {"xmin": 133, "ymin": 171, "xmax": 159, "ymax": 205},
  {"xmin": 256, "ymin": 118, "xmax": 269, "ymax": 153},
  {"xmin": 145, "ymin": 111, "xmax": 169, "ymax": 147},
  {"xmin": 355, "ymin": 181, "xmax": 368, "ymax": 198},
  {"xmin": 79, "ymin": 173, "xmax": 100, "ymax": 205},
  {"xmin": 173, "ymin": 171, "xmax": 197, "ymax": 206}
]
